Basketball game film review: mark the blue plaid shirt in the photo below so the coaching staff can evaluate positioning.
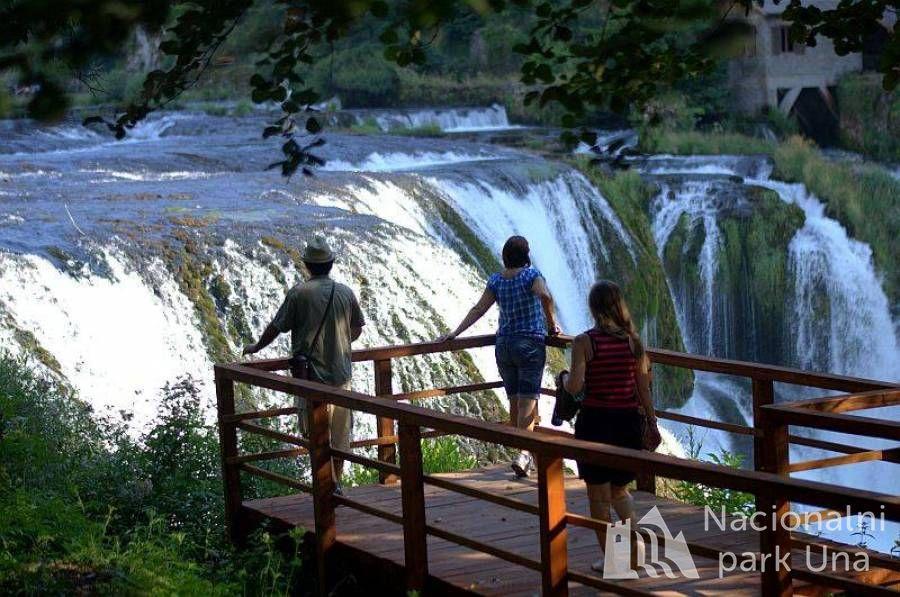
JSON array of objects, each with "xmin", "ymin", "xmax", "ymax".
[{"xmin": 487, "ymin": 267, "xmax": 546, "ymax": 338}]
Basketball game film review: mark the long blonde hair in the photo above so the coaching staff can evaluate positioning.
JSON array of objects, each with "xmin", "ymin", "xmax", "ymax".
[{"xmin": 588, "ymin": 280, "xmax": 645, "ymax": 359}]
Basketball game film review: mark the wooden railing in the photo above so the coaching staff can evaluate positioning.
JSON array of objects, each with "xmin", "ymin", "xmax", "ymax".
[{"xmin": 216, "ymin": 334, "xmax": 900, "ymax": 596}]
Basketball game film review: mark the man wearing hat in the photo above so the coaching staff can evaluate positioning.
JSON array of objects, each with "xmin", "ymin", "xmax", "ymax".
[{"xmin": 243, "ymin": 235, "xmax": 365, "ymax": 492}]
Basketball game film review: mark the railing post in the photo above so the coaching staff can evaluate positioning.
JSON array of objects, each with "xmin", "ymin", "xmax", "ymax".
[
  {"xmin": 756, "ymin": 378, "xmax": 793, "ymax": 596},
  {"xmin": 215, "ymin": 370, "xmax": 245, "ymax": 544},
  {"xmin": 536, "ymin": 452, "xmax": 568, "ymax": 596},
  {"xmin": 308, "ymin": 394, "xmax": 336, "ymax": 597},
  {"xmin": 752, "ymin": 377, "xmax": 776, "ymax": 475},
  {"xmin": 398, "ymin": 423, "xmax": 428, "ymax": 591},
  {"xmin": 374, "ymin": 358, "xmax": 398, "ymax": 484}
]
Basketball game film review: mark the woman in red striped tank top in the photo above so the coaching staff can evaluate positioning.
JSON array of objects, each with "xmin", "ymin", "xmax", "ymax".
[{"xmin": 562, "ymin": 280, "xmax": 657, "ymax": 571}]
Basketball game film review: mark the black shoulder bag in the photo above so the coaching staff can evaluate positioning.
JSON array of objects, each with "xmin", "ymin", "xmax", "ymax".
[{"xmin": 289, "ymin": 282, "xmax": 336, "ymax": 381}]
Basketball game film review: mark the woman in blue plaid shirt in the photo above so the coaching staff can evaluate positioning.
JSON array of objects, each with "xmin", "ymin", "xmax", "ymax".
[{"xmin": 439, "ymin": 236, "xmax": 561, "ymax": 477}]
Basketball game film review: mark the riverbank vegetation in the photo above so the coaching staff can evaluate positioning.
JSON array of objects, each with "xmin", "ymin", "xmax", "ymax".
[
  {"xmin": 836, "ymin": 73, "xmax": 900, "ymax": 162},
  {"xmin": 0, "ymin": 353, "xmax": 310, "ymax": 594}
]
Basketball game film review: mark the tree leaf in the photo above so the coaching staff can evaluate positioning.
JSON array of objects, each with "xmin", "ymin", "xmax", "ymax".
[{"xmin": 305, "ymin": 117, "xmax": 322, "ymax": 134}]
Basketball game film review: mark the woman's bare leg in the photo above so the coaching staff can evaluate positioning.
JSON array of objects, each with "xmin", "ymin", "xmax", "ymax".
[
  {"xmin": 587, "ymin": 483, "xmax": 612, "ymax": 551},
  {"xmin": 509, "ymin": 397, "xmax": 519, "ymax": 427},
  {"xmin": 512, "ymin": 396, "xmax": 538, "ymax": 475},
  {"xmin": 611, "ymin": 484, "xmax": 638, "ymax": 569},
  {"xmin": 517, "ymin": 396, "xmax": 537, "ymax": 431}
]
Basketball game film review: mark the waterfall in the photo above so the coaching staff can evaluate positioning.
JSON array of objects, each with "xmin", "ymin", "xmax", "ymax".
[
  {"xmin": 752, "ymin": 174, "xmax": 899, "ymax": 380},
  {"xmin": 304, "ymin": 158, "xmax": 639, "ymax": 428},
  {"xmin": 646, "ymin": 156, "xmax": 898, "ymax": 380},
  {"xmin": 352, "ymin": 104, "xmax": 519, "ymax": 133},
  {"xmin": 643, "ymin": 155, "xmax": 898, "ymax": 550},
  {"xmin": 651, "ymin": 181, "xmax": 722, "ymax": 356},
  {"xmin": 2, "ymin": 112, "xmax": 895, "ymax": 545},
  {"xmin": 429, "ymin": 171, "xmax": 636, "ymax": 333}
]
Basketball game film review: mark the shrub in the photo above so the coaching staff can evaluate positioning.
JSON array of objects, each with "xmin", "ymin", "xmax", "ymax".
[
  {"xmin": 0, "ymin": 354, "xmax": 306, "ymax": 594},
  {"xmin": 470, "ymin": 23, "xmax": 525, "ymax": 75},
  {"xmin": 636, "ymin": 93, "xmax": 703, "ymax": 132},
  {"xmin": 836, "ymin": 73, "xmax": 900, "ymax": 162},
  {"xmin": 671, "ymin": 431, "xmax": 755, "ymax": 516},
  {"xmin": 312, "ymin": 44, "xmax": 400, "ymax": 107}
]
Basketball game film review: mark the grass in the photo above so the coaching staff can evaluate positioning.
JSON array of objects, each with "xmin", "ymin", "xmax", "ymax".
[
  {"xmin": 836, "ymin": 73, "xmax": 900, "ymax": 162},
  {"xmin": 345, "ymin": 436, "xmax": 477, "ymax": 487},
  {"xmin": 388, "ymin": 123, "xmax": 445, "ymax": 138},
  {"xmin": 348, "ymin": 117, "xmax": 381, "ymax": 135},
  {"xmin": 638, "ymin": 128, "xmax": 777, "ymax": 155},
  {"xmin": 772, "ymin": 136, "xmax": 899, "ymax": 303}
]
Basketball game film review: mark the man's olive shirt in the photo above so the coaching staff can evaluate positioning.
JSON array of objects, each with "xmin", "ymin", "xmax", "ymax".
[{"xmin": 271, "ymin": 275, "xmax": 365, "ymax": 385}]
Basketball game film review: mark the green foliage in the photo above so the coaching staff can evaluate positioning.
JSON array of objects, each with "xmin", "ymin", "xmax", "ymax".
[
  {"xmin": 764, "ymin": 109, "xmax": 800, "ymax": 139},
  {"xmin": 311, "ymin": 44, "xmax": 401, "ymax": 107},
  {"xmin": 836, "ymin": 73, "xmax": 900, "ymax": 162},
  {"xmin": 471, "ymin": 22, "xmax": 526, "ymax": 75},
  {"xmin": 0, "ymin": 354, "xmax": 307, "ymax": 594},
  {"xmin": 388, "ymin": 123, "xmax": 445, "ymax": 137},
  {"xmin": 345, "ymin": 116, "xmax": 379, "ymax": 134},
  {"xmin": 635, "ymin": 93, "xmax": 704, "ymax": 132},
  {"xmin": 422, "ymin": 436, "xmax": 476, "ymax": 475},
  {"xmin": 672, "ymin": 431, "xmax": 755, "ymax": 516},
  {"xmin": 773, "ymin": 136, "xmax": 900, "ymax": 305},
  {"xmin": 395, "ymin": 70, "xmax": 518, "ymax": 108},
  {"xmin": 639, "ymin": 129, "xmax": 777, "ymax": 155},
  {"xmin": 3, "ymin": 0, "xmax": 897, "ymax": 174},
  {"xmin": 0, "ymin": 87, "xmax": 12, "ymax": 118}
]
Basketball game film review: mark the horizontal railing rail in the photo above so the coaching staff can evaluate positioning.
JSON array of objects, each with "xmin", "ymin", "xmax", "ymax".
[{"xmin": 216, "ymin": 335, "xmax": 900, "ymax": 597}]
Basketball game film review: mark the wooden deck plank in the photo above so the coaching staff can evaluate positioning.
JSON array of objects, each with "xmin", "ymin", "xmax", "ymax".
[{"xmin": 243, "ymin": 464, "xmax": 898, "ymax": 596}]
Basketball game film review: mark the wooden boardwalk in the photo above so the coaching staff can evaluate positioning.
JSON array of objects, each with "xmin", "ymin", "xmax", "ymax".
[
  {"xmin": 243, "ymin": 465, "xmax": 896, "ymax": 595},
  {"xmin": 218, "ymin": 334, "xmax": 900, "ymax": 595}
]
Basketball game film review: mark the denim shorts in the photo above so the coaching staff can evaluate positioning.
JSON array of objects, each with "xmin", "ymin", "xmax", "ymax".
[{"xmin": 495, "ymin": 335, "xmax": 546, "ymax": 398}]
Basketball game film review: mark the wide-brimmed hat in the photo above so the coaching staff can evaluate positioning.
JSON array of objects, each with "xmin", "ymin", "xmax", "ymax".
[{"xmin": 302, "ymin": 235, "xmax": 335, "ymax": 264}]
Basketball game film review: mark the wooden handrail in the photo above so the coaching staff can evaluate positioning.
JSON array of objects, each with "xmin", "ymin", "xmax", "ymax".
[
  {"xmin": 762, "ymin": 403, "xmax": 900, "ymax": 441},
  {"xmin": 217, "ymin": 363, "xmax": 900, "ymax": 519},
  {"xmin": 239, "ymin": 333, "xmax": 897, "ymax": 391},
  {"xmin": 779, "ymin": 388, "xmax": 900, "ymax": 413}
]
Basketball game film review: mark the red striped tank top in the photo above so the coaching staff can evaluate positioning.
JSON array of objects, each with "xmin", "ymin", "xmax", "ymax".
[{"xmin": 582, "ymin": 329, "xmax": 639, "ymax": 409}]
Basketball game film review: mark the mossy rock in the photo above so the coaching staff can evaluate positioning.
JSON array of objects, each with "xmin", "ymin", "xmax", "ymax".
[{"xmin": 716, "ymin": 187, "xmax": 805, "ymax": 364}]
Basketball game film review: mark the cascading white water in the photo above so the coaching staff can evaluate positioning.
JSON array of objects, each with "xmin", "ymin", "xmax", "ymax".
[
  {"xmin": 322, "ymin": 150, "xmax": 500, "ymax": 173},
  {"xmin": 2, "ymin": 110, "xmax": 894, "ymax": 544},
  {"xmin": 0, "ymin": 249, "xmax": 212, "ymax": 424},
  {"xmin": 362, "ymin": 104, "xmax": 519, "ymax": 133},
  {"xmin": 430, "ymin": 171, "xmax": 636, "ymax": 333},
  {"xmin": 751, "ymin": 173, "xmax": 899, "ymax": 380},
  {"xmin": 651, "ymin": 181, "xmax": 722, "ymax": 356},
  {"xmin": 305, "ymin": 156, "xmax": 639, "ymax": 430}
]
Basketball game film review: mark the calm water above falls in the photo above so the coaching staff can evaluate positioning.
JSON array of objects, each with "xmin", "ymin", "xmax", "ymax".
[{"xmin": 1, "ymin": 109, "xmax": 897, "ymax": 549}]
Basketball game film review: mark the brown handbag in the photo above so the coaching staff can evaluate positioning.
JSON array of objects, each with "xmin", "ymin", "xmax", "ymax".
[{"xmin": 639, "ymin": 408, "xmax": 662, "ymax": 451}]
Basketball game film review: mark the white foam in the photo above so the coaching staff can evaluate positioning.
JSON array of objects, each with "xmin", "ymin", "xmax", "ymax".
[
  {"xmin": 0, "ymin": 250, "xmax": 212, "ymax": 428},
  {"xmin": 323, "ymin": 151, "xmax": 500, "ymax": 172}
]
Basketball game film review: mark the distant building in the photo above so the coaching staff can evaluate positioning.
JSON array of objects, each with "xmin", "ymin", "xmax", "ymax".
[{"xmin": 727, "ymin": 0, "xmax": 862, "ymax": 118}]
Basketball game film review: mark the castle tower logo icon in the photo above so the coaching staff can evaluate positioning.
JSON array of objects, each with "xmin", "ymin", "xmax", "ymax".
[{"xmin": 604, "ymin": 506, "xmax": 699, "ymax": 579}]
